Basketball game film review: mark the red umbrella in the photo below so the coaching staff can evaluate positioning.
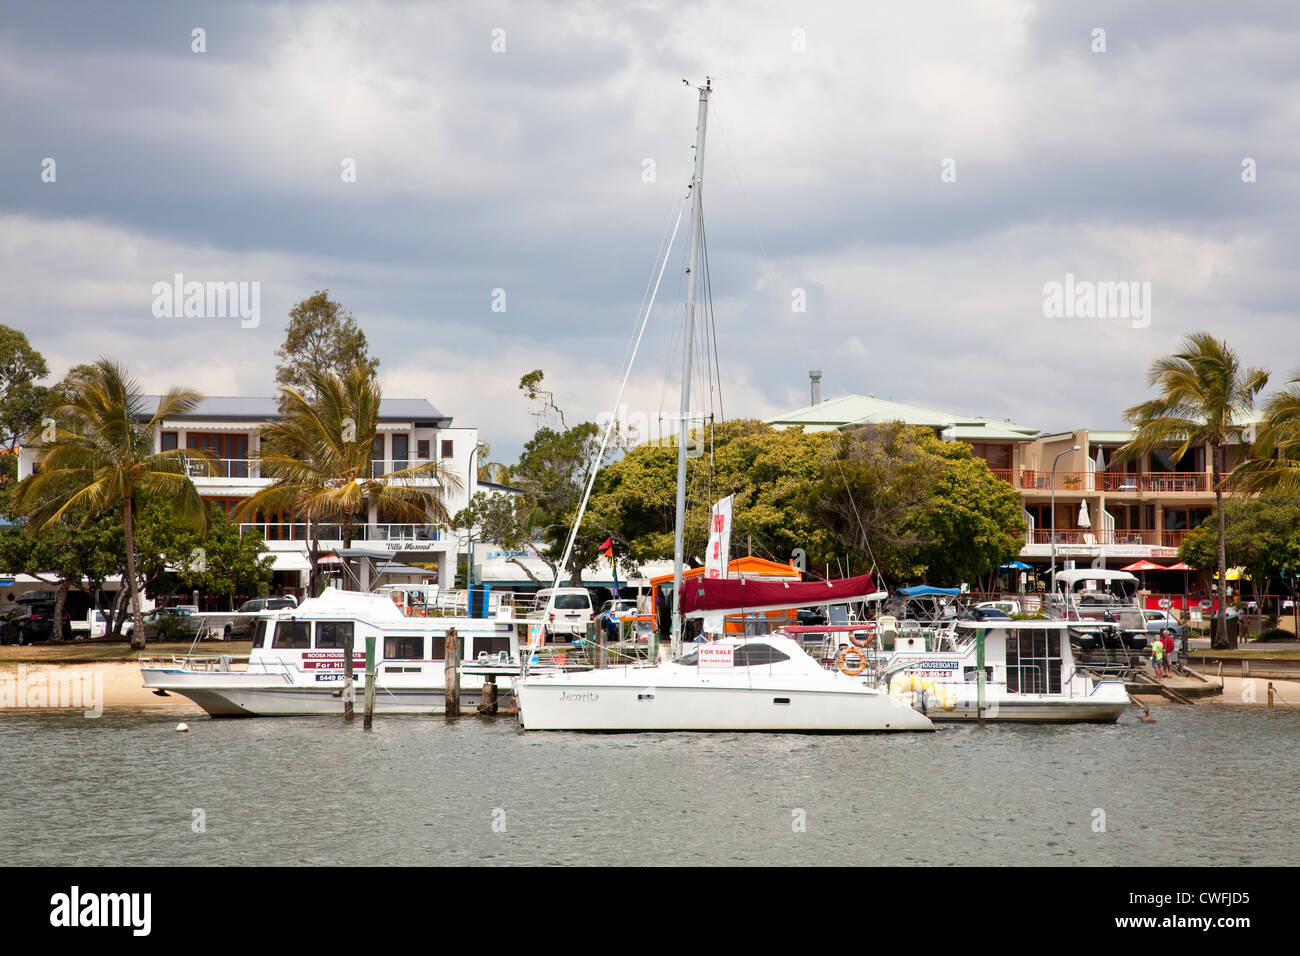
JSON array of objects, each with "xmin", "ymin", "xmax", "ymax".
[{"xmin": 1122, "ymin": 560, "xmax": 1167, "ymax": 593}]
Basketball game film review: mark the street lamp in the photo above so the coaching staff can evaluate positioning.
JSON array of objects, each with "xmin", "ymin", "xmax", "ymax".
[
  {"xmin": 465, "ymin": 441, "xmax": 489, "ymax": 587},
  {"xmin": 1050, "ymin": 444, "xmax": 1082, "ymax": 594}
]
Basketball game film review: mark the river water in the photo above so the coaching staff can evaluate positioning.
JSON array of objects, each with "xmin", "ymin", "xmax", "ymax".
[{"xmin": 2, "ymin": 705, "xmax": 1295, "ymax": 866}]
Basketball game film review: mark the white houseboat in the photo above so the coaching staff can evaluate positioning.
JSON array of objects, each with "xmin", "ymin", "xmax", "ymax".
[{"xmin": 139, "ymin": 587, "xmax": 520, "ymax": 716}]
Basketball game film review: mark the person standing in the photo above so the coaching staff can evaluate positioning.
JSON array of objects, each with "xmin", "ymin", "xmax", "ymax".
[
  {"xmin": 1163, "ymin": 628, "xmax": 1177, "ymax": 676},
  {"xmin": 1150, "ymin": 631, "xmax": 1165, "ymax": 679}
]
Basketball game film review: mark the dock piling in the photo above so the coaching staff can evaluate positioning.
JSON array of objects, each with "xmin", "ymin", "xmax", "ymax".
[
  {"xmin": 445, "ymin": 627, "xmax": 460, "ymax": 718},
  {"xmin": 343, "ymin": 645, "xmax": 354, "ymax": 720},
  {"xmin": 363, "ymin": 635, "xmax": 376, "ymax": 729}
]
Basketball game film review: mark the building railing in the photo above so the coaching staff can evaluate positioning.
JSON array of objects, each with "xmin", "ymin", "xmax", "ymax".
[
  {"xmin": 1030, "ymin": 529, "xmax": 1190, "ymax": 547},
  {"xmin": 1016, "ymin": 470, "xmax": 1210, "ymax": 493},
  {"xmin": 238, "ymin": 523, "xmax": 442, "ymax": 543},
  {"xmin": 185, "ymin": 458, "xmax": 439, "ymax": 483}
]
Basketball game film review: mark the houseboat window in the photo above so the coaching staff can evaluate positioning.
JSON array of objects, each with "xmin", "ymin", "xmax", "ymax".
[
  {"xmin": 272, "ymin": 621, "xmax": 311, "ymax": 648},
  {"xmin": 1006, "ymin": 629, "xmax": 1061, "ymax": 694},
  {"xmin": 474, "ymin": 636, "xmax": 511, "ymax": 656},
  {"xmin": 430, "ymin": 636, "xmax": 445, "ymax": 659},
  {"xmin": 315, "ymin": 621, "xmax": 354, "ymax": 648},
  {"xmin": 251, "ymin": 620, "xmax": 269, "ymax": 649},
  {"xmin": 384, "ymin": 635, "xmax": 423, "ymax": 660},
  {"xmin": 733, "ymin": 643, "xmax": 790, "ymax": 666}
]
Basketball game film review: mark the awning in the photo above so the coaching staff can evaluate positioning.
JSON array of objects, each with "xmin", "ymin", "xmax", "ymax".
[
  {"xmin": 896, "ymin": 585, "xmax": 962, "ymax": 597},
  {"xmin": 681, "ymin": 573, "xmax": 881, "ymax": 619},
  {"xmin": 270, "ymin": 552, "xmax": 311, "ymax": 572}
]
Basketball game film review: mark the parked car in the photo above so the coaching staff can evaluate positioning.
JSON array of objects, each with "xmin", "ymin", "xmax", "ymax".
[
  {"xmin": 529, "ymin": 588, "xmax": 594, "ymax": 637},
  {"xmin": 1142, "ymin": 609, "xmax": 1183, "ymax": 638},
  {"xmin": 142, "ymin": 607, "xmax": 203, "ymax": 642},
  {"xmin": 71, "ymin": 609, "xmax": 135, "ymax": 639},
  {"xmin": 227, "ymin": 597, "xmax": 298, "ymax": 639},
  {"xmin": 1, "ymin": 602, "xmax": 72, "ymax": 645}
]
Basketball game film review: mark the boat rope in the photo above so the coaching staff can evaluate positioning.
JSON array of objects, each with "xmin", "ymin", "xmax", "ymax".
[
  {"xmin": 834, "ymin": 451, "xmax": 886, "ymax": 590},
  {"xmin": 552, "ymin": 194, "xmax": 691, "ymax": 586}
]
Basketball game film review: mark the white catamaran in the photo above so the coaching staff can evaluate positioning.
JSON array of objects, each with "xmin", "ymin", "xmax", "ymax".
[{"xmin": 514, "ymin": 80, "xmax": 933, "ymax": 733}]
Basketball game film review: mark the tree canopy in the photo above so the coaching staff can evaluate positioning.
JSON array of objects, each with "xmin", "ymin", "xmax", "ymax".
[{"xmin": 274, "ymin": 291, "xmax": 378, "ymax": 407}]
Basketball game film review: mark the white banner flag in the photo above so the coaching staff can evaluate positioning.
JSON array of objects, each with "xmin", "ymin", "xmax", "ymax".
[{"xmin": 704, "ymin": 495, "xmax": 734, "ymax": 580}]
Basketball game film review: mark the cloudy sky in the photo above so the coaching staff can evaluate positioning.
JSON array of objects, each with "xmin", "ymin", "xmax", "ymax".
[{"xmin": 3, "ymin": 0, "xmax": 1297, "ymax": 458}]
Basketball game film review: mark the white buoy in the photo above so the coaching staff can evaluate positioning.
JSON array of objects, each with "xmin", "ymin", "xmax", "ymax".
[{"xmin": 176, "ymin": 722, "xmax": 189, "ymax": 733}]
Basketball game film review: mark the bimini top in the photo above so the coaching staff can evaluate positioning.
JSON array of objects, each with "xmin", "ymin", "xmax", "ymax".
[
  {"xmin": 1054, "ymin": 569, "xmax": 1138, "ymax": 587},
  {"xmin": 895, "ymin": 585, "xmax": 962, "ymax": 597}
]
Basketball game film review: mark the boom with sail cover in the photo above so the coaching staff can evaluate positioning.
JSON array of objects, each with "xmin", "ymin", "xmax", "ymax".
[{"xmin": 680, "ymin": 572, "xmax": 884, "ymax": 619}]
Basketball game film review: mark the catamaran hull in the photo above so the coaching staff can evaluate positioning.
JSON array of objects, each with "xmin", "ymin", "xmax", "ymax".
[
  {"xmin": 892, "ymin": 686, "xmax": 1131, "ymax": 724},
  {"xmin": 516, "ymin": 681, "xmax": 933, "ymax": 732},
  {"xmin": 140, "ymin": 670, "xmax": 514, "ymax": 717}
]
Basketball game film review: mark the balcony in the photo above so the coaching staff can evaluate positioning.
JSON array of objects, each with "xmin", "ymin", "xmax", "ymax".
[
  {"xmin": 1029, "ymin": 529, "xmax": 1190, "ymax": 548},
  {"xmin": 238, "ymin": 522, "xmax": 443, "ymax": 547},
  {"xmin": 1015, "ymin": 470, "xmax": 1209, "ymax": 493},
  {"xmin": 185, "ymin": 459, "xmax": 439, "ymax": 483}
]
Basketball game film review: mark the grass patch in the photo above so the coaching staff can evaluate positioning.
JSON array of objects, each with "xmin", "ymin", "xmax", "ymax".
[{"xmin": 0, "ymin": 641, "xmax": 253, "ymax": 662}]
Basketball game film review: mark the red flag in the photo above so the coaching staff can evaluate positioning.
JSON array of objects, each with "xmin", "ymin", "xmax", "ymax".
[{"xmin": 599, "ymin": 537, "xmax": 614, "ymax": 558}]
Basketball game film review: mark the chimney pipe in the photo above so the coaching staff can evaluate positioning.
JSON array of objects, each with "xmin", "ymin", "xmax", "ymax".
[{"xmin": 809, "ymin": 370, "xmax": 822, "ymax": 406}]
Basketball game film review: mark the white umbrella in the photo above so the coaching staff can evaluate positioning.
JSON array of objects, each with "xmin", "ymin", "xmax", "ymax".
[
  {"xmin": 1077, "ymin": 500, "xmax": 1091, "ymax": 529},
  {"xmin": 1094, "ymin": 446, "xmax": 1106, "ymax": 472}
]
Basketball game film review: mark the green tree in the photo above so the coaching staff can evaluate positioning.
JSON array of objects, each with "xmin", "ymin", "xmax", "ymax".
[
  {"xmin": 10, "ymin": 359, "xmax": 213, "ymax": 649},
  {"xmin": 1179, "ymin": 494, "xmax": 1300, "ymax": 635},
  {"xmin": 274, "ymin": 291, "xmax": 378, "ymax": 408},
  {"xmin": 237, "ymin": 363, "xmax": 460, "ymax": 591},
  {"xmin": 1117, "ymin": 333, "xmax": 1268, "ymax": 648},
  {"xmin": 0, "ymin": 324, "xmax": 51, "ymax": 453},
  {"xmin": 1231, "ymin": 370, "xmax": 1300, "ymax": 495},
  {"xmin": 134, "ymin": 499, "xmax": 274, "ymax": 612},
  {"xmin": 452, "ymin": 490, "xmax": 541, "ymax": 584}
]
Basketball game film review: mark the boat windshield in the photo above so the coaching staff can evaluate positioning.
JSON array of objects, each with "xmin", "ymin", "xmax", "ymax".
[{"xmin": 675, "ymin": 642, "xmax": 791, "ymax": 667}]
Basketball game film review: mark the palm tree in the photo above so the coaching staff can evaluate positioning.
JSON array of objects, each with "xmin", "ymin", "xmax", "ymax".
[
  {"xmin": 12, "ymin": 359, "xmax": 212, "ymax": 650},
  {"xmin": 236, "ymin": 364, "xmax": 462, "ymax": 592},
  {"xmin": 1230, "ymin": 371, "xmax": 1300, "ymax": 495},
  {"xmin": 1116, "ymin": 333, "xmax": 1268, "ymax": 649}
]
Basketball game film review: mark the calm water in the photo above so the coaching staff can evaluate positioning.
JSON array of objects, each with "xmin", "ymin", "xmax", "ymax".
[{"xmin": 2, "ymin": 705, "xmax": 1296, "ymax": 866}]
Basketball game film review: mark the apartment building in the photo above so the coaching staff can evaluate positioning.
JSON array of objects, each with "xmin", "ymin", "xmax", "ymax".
[
  {"xmin": 17, "ymin": 395, "xmax": 479, "ymax": 594},
  {"xmin": 769, "ymin": 388, "xmax": 1259, "ymax": 585}
]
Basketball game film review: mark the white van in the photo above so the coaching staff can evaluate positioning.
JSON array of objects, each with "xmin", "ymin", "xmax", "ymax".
[{"xmin": 530, "ymin": 588, "xmax": 594, "ymax": 637}]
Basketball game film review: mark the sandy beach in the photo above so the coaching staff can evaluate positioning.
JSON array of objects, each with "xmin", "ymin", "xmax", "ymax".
[{"xmin": 0, "ymin": 661, "xmax": 203, "ymax": 716}]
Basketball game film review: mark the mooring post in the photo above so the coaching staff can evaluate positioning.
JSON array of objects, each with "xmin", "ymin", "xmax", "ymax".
[
  {"xmin": 343, "ymin": 644, "xmax": 355, "ymax": 720},
  {"xmin": 976, "ymin": 627, "xmax": 987, "ymax": 726},
  {"xmin": 363, "ymin": 635, "xmax": 376, "ymax": 729},
  {"xmin": 1268, "ymin": 681, "xmax": 1275, "ymax": 709},
  {"xmin": 480, "ymin": 674, "xmax": 497, "ymax": 716},
  {"xmin": 445, "ymin": 627, "xmax": 461, "ymax": 718}
]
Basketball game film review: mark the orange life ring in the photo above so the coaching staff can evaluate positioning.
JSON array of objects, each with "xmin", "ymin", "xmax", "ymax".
[
  {"xmin": 848, "ymin": 623, "xmax": 878, "ymax": 648},
  {"xmin": 553, "ymin": 653, "xmax": 568, "ymax": 666},
  {"xmin": 836, "ymin": 645, "xmax": 868, "ymax": 676}
]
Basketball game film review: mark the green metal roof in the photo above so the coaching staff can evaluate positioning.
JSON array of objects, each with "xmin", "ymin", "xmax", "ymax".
[{"xmin": 767, "ymin": 394, "xmax": 1039, "ymax": 441}]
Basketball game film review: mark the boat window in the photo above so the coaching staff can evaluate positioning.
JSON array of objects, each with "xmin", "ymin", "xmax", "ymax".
[
  {"xmin": 385, "ymin": 635, "xmax": 423, "ymax": 660},
  {"xmin": 251, "ymin": 619, "xmax": 269, "ymax": 649},
  {"xmin": 474, "ymin": 636, "xmax": 511, "ymax": 656},
  {"xmin": 272, "ymin": 621, "xmax": 311, "ymax": 649},
  {"xmin": 733, "ymin": 643, "xmax": 790, "ymax": 667},
  {"xmin": 430, "ymin": 636, "xmax": 446, "ymax": 660},
  {"xmin": 1006, "ymin": 629, "xmax": 1062, "ymax": 694},
  {"xmin": 315, "ymin": 621, "xmax": 354, "ymax": 649}
]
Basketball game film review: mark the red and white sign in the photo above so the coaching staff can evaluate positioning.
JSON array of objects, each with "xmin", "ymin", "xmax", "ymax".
[
  {"xmin": 704, "ymin": 495, "xmax": 734, "ymax": 580},
  {"xmin": 697, "ymin": 643, "xmax": 734, "ymax": 669}
]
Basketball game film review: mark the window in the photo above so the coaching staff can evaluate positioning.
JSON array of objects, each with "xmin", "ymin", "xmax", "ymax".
[
  {"xmin": 968, "ymin": 443, "xmax": 1011, "ymax": 472},
  {"xmin": 315, "ymin": 621, "xmax": 354, "ymax": 649},
  {"xmin": 552, "ymin": 594, "xmax": 590, "ymax": 610},
  {"xmin": 272, "ymin": 621, "xmax": 311, "ymax": 648},
  {"xmin": 417, "ymin": 440, "xmax": 430, "ymax": 459},
  {"xmin": 161, "ymin": 431, "xmax": 178, "ymax": 451},
  {"xmin": 473, "ymin": 636, "xmax": 511, "ymax": 656},
  {"xmin": 1005, "ymin": 628, "xmax": 1061, "ymax": 694},
  {"xmin": 186, "ymin": 433, "xmax": 248, "ymax": 477},
  {"xmin": 251, "ymin": 620, "xmax": 269, "ymax": 649},
  {"xmin": 384, "ymin": 635, "xmax": 424, "ymax": 660},
  {"xmin": 441, "ymin": 439, "xmax": 454, "ymax": 459},
  {"xmin": 733, "ymin": 643, "xmax": 790, "ymax": 666},
  {"xmin": 372, "ymin": 435, "xmax": 385, "ymax": 478},
  {"xmin": 392, "ymin": 435, "xmax": 409, "ymax": 472}
]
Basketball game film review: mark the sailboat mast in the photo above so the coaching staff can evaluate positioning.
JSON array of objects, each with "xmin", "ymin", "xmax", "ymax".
[{"xmin": 669, "ymin": 78, "xmax": 711, "ymax": 662}]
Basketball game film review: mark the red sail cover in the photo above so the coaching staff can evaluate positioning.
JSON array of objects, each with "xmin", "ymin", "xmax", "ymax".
[{"xmin": 680, "ymin": 573, "xmax": 878, "ymax": 618}]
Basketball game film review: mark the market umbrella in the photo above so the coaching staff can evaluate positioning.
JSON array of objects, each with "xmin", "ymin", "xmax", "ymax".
[
  {"xmin": 1122, "ymin": 559, "xmax": 1166, "ymax": 591},
  {"xmin": 1077, "ymin": 500, "xmax": 1091, "ymax": 529}
]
